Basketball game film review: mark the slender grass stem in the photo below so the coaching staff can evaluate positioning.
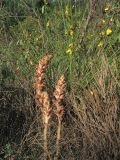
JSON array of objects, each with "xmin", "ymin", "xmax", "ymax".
[{"xmin": 69, "ymin": 54, "xmax": 72, "ymax": 86}]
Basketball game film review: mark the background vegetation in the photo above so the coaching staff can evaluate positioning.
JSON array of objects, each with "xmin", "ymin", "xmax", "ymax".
[{"xmin": 0, "ymin": 0, "xmax": 120, "ymax": 159}]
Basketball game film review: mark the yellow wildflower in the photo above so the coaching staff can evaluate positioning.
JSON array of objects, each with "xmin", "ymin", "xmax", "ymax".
[
  {"xmin": 66, "ymin": 48, "xmax": 72, "ymax": 55},
  {"xmin": 106, "ymin": 28, "xmax": 112, "ymax": 35},
  {"xmin": 69, "ymin": 43, "xmax": 73, "ymax": 48},
  {"xmin": 102, "ymin": 19, "xmax": 105, "ymax": 24},
  {"xmin": 70, "ymin": 30, "xmax": 74, "ymax": 36},
  {"xmin": 104, "ymin": 5, "xmax": 110, "ymax": 12},
  {"xmin": 29, "ymin": 60, "xmax": 33, "ymax": 65},
  {"xmin": 98, "ymin": 41, "xmax": 104, "ymax": 47},
  {"xmin": 66, "ymin": 43, "xmax": 73, "ymax": 54}
]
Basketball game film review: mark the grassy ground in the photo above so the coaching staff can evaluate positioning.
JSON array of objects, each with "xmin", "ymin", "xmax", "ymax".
[{"xmin": 0, "ymin": 0, "xmax": 120, "ymax": 159}]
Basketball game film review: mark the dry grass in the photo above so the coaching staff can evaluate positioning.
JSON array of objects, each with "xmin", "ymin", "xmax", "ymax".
[
  {"xmin": 64, "ymin": 55, "xmax": 120, "ymax": 160},
  {"xmin": 0, "ymin": 55, "xmax": 119, "ymax": 160}
]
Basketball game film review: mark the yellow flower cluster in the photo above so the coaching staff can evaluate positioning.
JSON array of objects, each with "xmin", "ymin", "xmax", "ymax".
[
  {"xmin": 98, "ymin": 41, "xmax": 104, "ymax": 47},
  {"xmin": 98, "ymin": 28, "xmax": 112, "ymax": 47},
  {"xmin": 101, "ymin": 17, "xmax": 113, "ymax": 24},
  {"xmin": 66, "ymin": 43, "xmax": 73, "ymax": 55},
  {"xmin": 104, "ymin": 4, "xmax": 111, "ymax": 12},
  {"xmin": 104, "ymin": 3, "xmax": 111, "ymax": 12},
  {"xmin": 65, "ymin": 29, "xmax": 74, "ymax": 36},
  {"xmin": 70, "ymin": 30, "xmax": 74, "ymax": 36},
  {"xmin": 100, "ymin": 28, "xmax": 112, "ymax": 36},
  {"xmin": 106, "ymin": 28, "xmax": 112, "ymax": 35},
  {"xmin": 104, "ymin": 6, "xmax": 109, "ymax": 12}
]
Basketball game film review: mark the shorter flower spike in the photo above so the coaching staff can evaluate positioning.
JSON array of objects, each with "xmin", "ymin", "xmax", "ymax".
[
  {"xmin": 53, "ymin": 75, "xmax": 65, "ymax": 159},
  {"xmin": 53, "ymin": 75, "xmax": 65, "ymax": 119}
]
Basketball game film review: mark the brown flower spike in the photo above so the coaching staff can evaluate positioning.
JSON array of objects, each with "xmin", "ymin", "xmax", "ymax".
[
  {"xmin": 35, "ymin": 55, "xmax": 52, "ymax": 107},
  {"xmin": 35, "ymin": 55, "xmax": 52, "ymax": 94},
  {"xmin": 53, "ymin": 75, "xmax": 65, "ymax": 119},
  {"xmin": 53, "ymin": 75, "xmax": 65, "ymax": 160}
]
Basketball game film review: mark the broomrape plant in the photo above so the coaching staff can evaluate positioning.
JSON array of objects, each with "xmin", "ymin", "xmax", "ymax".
[
  {"xmin": 35, "ymin": 55, "xmax": 53, "ymax": 159},
  {"xmin": 35, "ymin": 55, "xmax": 65, "ymax": 160},
  {"xmin": 53, "ymin": 75, "xmax": 65, "ymax": 160}
]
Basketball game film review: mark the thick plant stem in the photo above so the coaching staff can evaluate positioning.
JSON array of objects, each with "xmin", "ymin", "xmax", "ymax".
[
  {"xmin": 44, "ymin": 121, "xmax": 49, "ymax": 160},
  {"xmin": 55, "ymin": 118, "xmax": 62, "ymax": 160},
  {"xmin": 44, "ymin": 117, "xmax": 51, "ymax": 160}
]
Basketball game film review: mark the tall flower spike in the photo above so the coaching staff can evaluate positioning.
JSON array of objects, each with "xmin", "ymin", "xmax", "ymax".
[
  {"xmin": 34, "ymin": 55, "xmax": 52, "ymax": 160},
  {"xmin": 35, "ymin": 55, "xmax": 52, "ymax": 95}
]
